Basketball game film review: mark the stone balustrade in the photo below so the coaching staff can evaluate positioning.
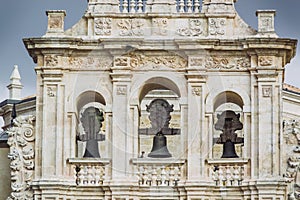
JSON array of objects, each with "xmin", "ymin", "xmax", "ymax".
[
  {"xmin": 206, "ymin": 158, "xmax": 249, "ymax": 186},
  {"xmin": 68, "ymin": 158, "xmax": 110, "ymax": 186},
  {"xmin": 119, "ymin": 0, "xmax": 202, "ymax": 13},
  {"xmin": 132, "ymin": 158, "xmax": 186, "ymax": 186},
  {"xmin": 176, "ymin": 0, "xmax": 201, "ymax": 13}
]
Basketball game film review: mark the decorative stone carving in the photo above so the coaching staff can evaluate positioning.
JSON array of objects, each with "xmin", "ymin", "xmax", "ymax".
[
  {"xmin": 68, "ymin": 57, "xmax": 112, "ymax": 69},
  {"xmin": 209, "ymin": 18, "xmax": 226, "ymax": 36},
  {"xmin": 283, "ymin": 119, "xmax": 300, "ymax": 199},
  {"xmin": 259, "ymin": 56, "xmax": 273, "ymax": 66},
  {"xmin": 47, "ymin": 87, "xmax": 56, "ymax": 97},
  {"xmin": 114, "ymin": 57, "xmax": 129, "ymax": 67},
  {"xmin": 192, "ymin": 87, "xmax": 201, "ymax": 96},
  {"xmin": 262, "ymin": 86, "xmax": 272, "ymax": 97},
  {"xmin": 152, "ymin": 18, "xmax": 168, "ymax": 36},
  {"xmin": 205, "ymin": 57, "xmax": 250, "ymax": 69},
  {"xmin": 45, "ymin": 55, "xmax": 58, "ymax": 66},
  {"xmin": 117, "ymin": 19, "xmax": 144, "ymax": 36},
  {"xmin": 189, "ymin": 57, "xmax": 204, "ymax": 67},
  {"xmin": 6, "ymin": 115, "xmax": 36, "ymax": 200},
  {"xmin": 94, "ymin": 18, "xmax": 112, "ymax": 36},
  {"xmin": 49, "ymin": 16, "xmax": 62, "ymax": 29},
  {"xmin": 177, "ymin": 19, "xmax": 203, "ymax": 36},
  {"xmin": 128, "ymin": 52, "xmax": 187, "ymax": 70},
  {"xmin": 116, "ymin": 86, "xmax": 127, "ymax": 95}
]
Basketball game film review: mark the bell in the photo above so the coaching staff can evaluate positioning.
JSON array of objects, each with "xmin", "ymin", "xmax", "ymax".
[
  {"xmin": 148, "ymin": 131, "xmax": 172, "ymax": 158},
  {"xmin": 221, "ymin": 140, "xmax": 238, "ymax": 158}
]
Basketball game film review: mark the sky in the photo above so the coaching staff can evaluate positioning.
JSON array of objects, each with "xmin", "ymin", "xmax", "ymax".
[{"xmin": 0, "ymin": 0, "xmax": 300, "ymax": 102}]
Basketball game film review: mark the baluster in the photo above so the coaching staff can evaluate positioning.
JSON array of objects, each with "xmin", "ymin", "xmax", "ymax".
[
  {"xmin": 225, "ymin": 166, "xmax": 232, "ymax": 186},
  {"xmin": 169, "ymin": 166, "xmax": 175, "ymax": 186},
  {"xmin": 129, "ymin": 0, "xmax": 135, "ymax": 13},
  {"xmin": 161, "ymin": 166, "xmax": 167, "ymax": 186},
  {"xmin": 186, "ymin": 0, "xmax": 193, "ymax": 13},
  {"xmin": 152, "ymin": 167, "xmax": 158, "ymax": 186},
  {"xmin": 232, "ymin": 166, "xmax": 240, "ymax": 186},
  {"xmin": 218, "ymin": 167, "xmax": 225, "ymax": 186},
  {"xmin": 94, "ymin": 166, "xmax": 101, "ymax": 185},
  {"xmin": 137, "ymin": 0, "xmax": 143, "ymax": 13},
  {"xmin": 239, "ymin": 165, "xmax": 244, "ymax": 185},
  {"xmin": 212, "ymin": 166, "xmax": 219, "ymax": 186},
  {"xmin": 174, "ymin": 166, "xmax": 180, "ymax": 186},
  {"xmin": 78, "ymin": 165, "xmax": 85, "ymax": 185},
  {"xmin": 147, "ymin": 166, "xmax": 153, "ymax": 186},
  {"xmin": 143, "ymin": 165, "xmax": 149, "ymax": 186},
  {"xmin": 179, "ymin": 0, "xmax": 185, "ymax": 13},
  {"xmin": 194, "ymin": 0, "xmax": 200, "ymax": 13},
  {"xmin": 123, "ymin": 0, "xmax": 129, "ymax": 13}
]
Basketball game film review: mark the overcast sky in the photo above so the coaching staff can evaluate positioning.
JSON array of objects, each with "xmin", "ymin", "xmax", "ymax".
[{"xmin": 0, "ymin": 0, "xmax": 299, "ymax": 102}]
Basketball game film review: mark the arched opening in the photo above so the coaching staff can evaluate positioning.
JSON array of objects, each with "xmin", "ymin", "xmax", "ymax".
[
  {"xmin": 76, "ymin": 91, "xmax": 107, "ymax": 158},
  {"xmin": 212, "ymin": 91, "xmax": 245, "ymax": 159},
  {"xmin": 137, "ymin": 77, "xmax": 182, "ymax": 158}
]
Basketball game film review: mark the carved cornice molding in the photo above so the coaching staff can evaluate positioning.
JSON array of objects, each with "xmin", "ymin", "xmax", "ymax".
[{"xmin": 7, "ymin": 115, "xmax": 36, "ymax": 200}]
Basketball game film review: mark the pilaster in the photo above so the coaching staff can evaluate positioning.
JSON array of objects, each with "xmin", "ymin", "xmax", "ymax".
[
  {"xmin": 110, "ymin": 56, "xmax": 133, "ymax": 180},
  {"xmin": 185, "ymin": 65, "xmax": 207, "ymax": 181}
]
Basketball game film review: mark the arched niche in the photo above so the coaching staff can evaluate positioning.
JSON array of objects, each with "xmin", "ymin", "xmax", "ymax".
[
  {"xmin": 136, "ymin": 77, "xmax": 183, "ymax": 158},
  {"xmin": 138, "ymin": 77, "xmax": 181, "ymax": 103},
  {"xmin": 209, "ymin": 90, "xmax": 248, "ymax": 159},
  {"xmin": 75, "ymin": 91, "xmax": 108, "ymax": 158}
]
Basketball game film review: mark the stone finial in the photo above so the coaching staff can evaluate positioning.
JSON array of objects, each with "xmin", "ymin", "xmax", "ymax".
[
  {"xmin": 45, "ymin": 10, "xmax": 66, "ymax": 35},
  {"xmin": 7, "ymin": 65, "xmax": 23, "ymax": 100},
  {"xmin": 256, "ymin": 10, "xmax": 277, "ymax": 36}
]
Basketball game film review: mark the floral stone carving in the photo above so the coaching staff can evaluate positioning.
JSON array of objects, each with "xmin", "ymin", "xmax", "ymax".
[
  {"xmin": 128, "ymin": 52, "xmax": 187, "ymax": 70},
  {"xmin": 6, "ymin": 115, "xmax": 36, "ymax": 200},
  {"xmin": 94, "ymin": 18, "xmax": 112, "ymax": 36},
  {"xmin": 177, "ymin": 19, "xmax": 203, "ymax": 37},
  {"xmin": 283, "ymin": 119, "xmax": 300, "ymax": 200},
  {"xmin": 117, "ymin": 19, "xmax": 144, "ymax": 36}
]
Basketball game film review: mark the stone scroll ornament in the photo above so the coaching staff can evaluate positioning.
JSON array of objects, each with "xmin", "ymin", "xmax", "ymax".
[
  {"xmin": 77, "ymin": 107, "xmax": 105, "ymax": 158},
  {"xmin": 6, "ymin": 115, "xmax": 36, "ymax": 200},
  {"xmin": 283, "ymin": 119, "xmax": 300, "ymax": 200},
  {"xmin": 214, "ymin": 110, "xmax": 244, "ymax": 158}
]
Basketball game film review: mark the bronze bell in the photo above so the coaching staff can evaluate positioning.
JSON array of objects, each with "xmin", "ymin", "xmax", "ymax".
[
  {"xmin": 221, "ymin": 140, "xmax": 238, "ymax": 158},
  {"xmin": 148, "ymin": 131, "xmax": 172, "ymax": 158}
]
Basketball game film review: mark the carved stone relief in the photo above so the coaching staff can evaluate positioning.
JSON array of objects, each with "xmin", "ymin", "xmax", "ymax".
[
  {"xmin": 283, "ymin": 119, "xmax": 300, "ymax": 199},
  {"xmin": 177, "ymin": 19, "xmax": 203, "ymax": 37},
  {"xmin": 259, "ymin": 16, "xmax": 274, "ymax": 32},
  {"xmin": 47, "ymin": 87, "xmax": 56, "ymax": 97},
  {"xmin": 94, "ymin": 18, "xmax": 112, "ymax": 36},
  {"xmin": 259, "ymin": 56, "xmax": 273, "ymax": 66},
  {"xmin": 204, "ymin": 57, "xmax": 250, "ymax": 70},
  {"xmin": 114, "ymin": 57, "xmax": 129, "ymax": 67},
  {"xmin": 152, "ymin": 18, "xmax": 168, "ymax": 36},
  {"xmin": 117, "ymin": 86, "xmax": 127, "ymax": 95},
  {"xmin": 49, "ymin": 16, "xmax": 62, "ymax": 29},
  {"xmin": 68, "ymin": 57, "xmax": 112, "ymax": 69},
  {"xmin": 262, "ymin": 86, "xmax": 272, "ymax": 97},
  {"xmin": 6, "ymin": 115, "xmax": 36, "ymax": 200},
  {"xmin": 209, "ymin": 18, "xmax": 226, "ymax": 36},
  {"xmin": 117, "ymin": 19, "xmax": 144, "ymax": 36},
  {"xmin": 128, "ymin": 52, "xmax": 187, "ymax": 70},
  {"xmin": 192, "ymin": 87, "xmax": 201, "ymax": 96},
  {"xmin": 45, "ymin": 55, "xmax": 59, "ymax": 66}
]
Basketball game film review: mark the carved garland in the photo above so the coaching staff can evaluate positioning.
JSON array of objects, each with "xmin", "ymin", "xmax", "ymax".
[
  {"xmin": 6, "ymin": 115, "xmax": 36, "ymax": 200},
  {"xmin": 190, "ymin": 57, "xmax": 250, "ymax": 69},
  {"xmin": 128, "ymin": 53, "xmax": 187, "ymax": 69}
]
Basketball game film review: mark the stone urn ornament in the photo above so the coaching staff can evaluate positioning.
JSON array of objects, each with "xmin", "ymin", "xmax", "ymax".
[{"xmin": 214, "ymin": 110, "xmax": 244, "ymax": 158}]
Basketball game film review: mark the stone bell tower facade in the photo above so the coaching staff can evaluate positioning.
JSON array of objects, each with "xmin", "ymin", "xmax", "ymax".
[{"xmin": 7, "ymin": 0, "xmax": 296, "ymax": 199}]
